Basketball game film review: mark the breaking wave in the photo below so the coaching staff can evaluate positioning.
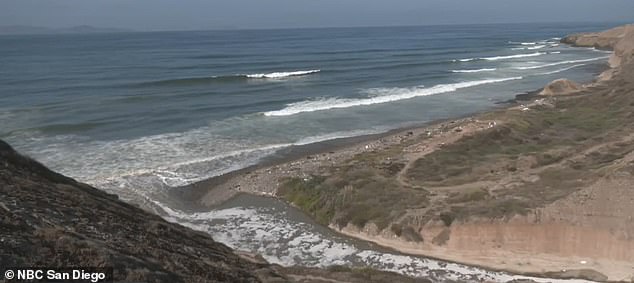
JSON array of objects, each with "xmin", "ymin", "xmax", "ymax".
[
  {"xmin": 514, "ymin": 56, "xmax": 609, "ymax": 70},
  {"xmin": 245, "ymin": 69, "xmax": 321, "ymax": 79},
  {"xmin": 512, "ymin": 45, "xmax": 547, "ymax": 50},
  {"xmin": 451, "ymin": 68, "xmax": 497, "ymax": 73},
  {"xmin": 455, "ymin": 52, "xmax": 545, "ymax": 62},
  {"xmin": 509, "ymin": 41, "xmax": 533, "ymax": 45},
  {"xmin": 537, "ymin": 64, "xmax": 587, "ymax": 75},
  {"xmin": 138, "ymin": 70, "xmax": 320, "ymax": 86},
  {"xmin": 263, "ymin": 77, "xmax": 523, "ymax": 116}
]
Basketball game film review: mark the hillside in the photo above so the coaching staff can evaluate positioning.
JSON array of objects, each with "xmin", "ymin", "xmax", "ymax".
[{"xmin": 193, "ymin": 24, "xmax": 634, "ymax": 282}]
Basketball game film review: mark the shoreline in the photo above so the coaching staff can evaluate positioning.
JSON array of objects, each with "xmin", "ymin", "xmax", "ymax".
[
  {"xmin": 170, "ymin": 109, "xmax": 500, "ymax": 210},
  {"xmin": 333, "ymin": 223, "xmax": 632, "ymax": 282},
  {"xmin": 172, "ymin": 49, "xmax": 613, "ymax": 211},
  {"xmin": 170, "ymin": 25, "xmax": 634, "ymax": 282}
]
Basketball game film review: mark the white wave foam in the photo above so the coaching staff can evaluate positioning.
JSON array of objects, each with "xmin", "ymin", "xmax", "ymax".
[
  {"xmin": 549, "ymin": 51, "xmax": 561, "ymax": 54},
  {"xmin": 263, "ymin": 77, "xmax": 523, "ymax": 116},
  {"xmin": 455, "ymin": 52, "xmax": 545, "ymax": 62},
  {"xmin": 454, "ymin": 58, "xmax": 478, "ymax": 62},
  {"xmin": 451, "ymin": 68, "xmax": 497, "ymax": 73},
  {"xmin": 508, "ymin": 41, "xmax": 537, "ymax": 45},
  {"xmin": 590, "ymin": 48, "xmax": 613, "ymax": 54},
  {"xmin": 153, "ymin": 197, "xmax": 598, "ymax": 283},
  {"xmin": 511, "ymin": 45, "xmax": 546, "ymax": 51},
  {"xmin": 526, "ymin": 45, "xmax": 546, "ymax": 50},
  {"xmin": 514, "ymin": 56, "xmax": 609, "ymax": 70},
  {"xmin": 294, "ymin": 129, "xmax": 383, "ymax": 145},
  {"xmin": 482, "ymin": 52, "xmax": 545, "ymax": 61},
  {"xmin": 245, "ymin": 69, "xmax": 320, "ymax": 79},
  {"xmin": 538, "ymin": 64, "xmax": 587, "ymax": 75},
  {"xmin": 13, "ymin": 121, "xmax": 402, "ymax": 207}
]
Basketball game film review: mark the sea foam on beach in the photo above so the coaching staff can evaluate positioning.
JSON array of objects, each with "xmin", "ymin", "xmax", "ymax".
[{"xmin": 152, "ymin": 194, "xmax": 598, "ymax": 283}]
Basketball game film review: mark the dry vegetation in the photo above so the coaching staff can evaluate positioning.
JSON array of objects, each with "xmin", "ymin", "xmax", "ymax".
[{"xmin": 279, "ymin": 72, "xmax": 634, "ymax": 236}]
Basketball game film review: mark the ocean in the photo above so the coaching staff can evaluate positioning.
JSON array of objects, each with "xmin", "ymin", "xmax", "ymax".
[{"xmin": 0, "ymin": 22, "xmax": 616, "ymax": 281}]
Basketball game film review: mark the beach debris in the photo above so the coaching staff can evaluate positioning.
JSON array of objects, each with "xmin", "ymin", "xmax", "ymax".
[{"xmin": 488, "ymin": 121, "xmax": 497, "ymax": 128}]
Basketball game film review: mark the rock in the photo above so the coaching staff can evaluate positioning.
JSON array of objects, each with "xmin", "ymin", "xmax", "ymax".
[{"xmin": 539, "ymin": 79, "xmax": 582, "ymax": 96}]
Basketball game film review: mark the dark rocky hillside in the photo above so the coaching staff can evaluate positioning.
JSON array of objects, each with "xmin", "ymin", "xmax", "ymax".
[{"xmin": 0, "ymin": 139, "xmax": 280, "ymax": 282}]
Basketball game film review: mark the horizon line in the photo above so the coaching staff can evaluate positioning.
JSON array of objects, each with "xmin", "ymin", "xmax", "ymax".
[{"xmin": 1, "ymin": 20, "xmax": 629, "ymax": 35}]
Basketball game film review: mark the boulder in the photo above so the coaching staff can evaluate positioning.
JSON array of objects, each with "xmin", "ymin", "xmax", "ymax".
[{"xmin": 539, "ymin": 79, "xmax": 582, "ymax": 96}]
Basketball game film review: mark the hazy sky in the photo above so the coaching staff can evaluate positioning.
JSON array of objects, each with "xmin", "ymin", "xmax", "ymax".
[{"xmin": 2, "ymin": 0, "xmax": 634, "ymax": 31}]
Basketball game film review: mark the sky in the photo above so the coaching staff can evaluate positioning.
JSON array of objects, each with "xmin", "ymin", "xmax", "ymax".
[{"xmin": 1, "ymin": 0, "xmax": 634, "ymax": 31}]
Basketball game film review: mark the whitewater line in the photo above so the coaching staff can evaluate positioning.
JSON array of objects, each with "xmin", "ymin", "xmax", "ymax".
[
  {"xmin": 451, "ymin": 68, "xmax": 497, "ymax": 73},
  {"xmin": 537, "ymin": 64, "xmax": 587, "ymax": 75},
  {"xmin": 245, "ymin": 69, "xmax": 321, "ymax": 79},
  {"xmin": 263, "ymin": 77, "xmax": 523, "ymax": 116},
  {"xmin": 455, "ymin": 52, "xmax": 545, "ymax": 62},
  {"xmin": 514, "ymin": 56, "xmax": 609, "ymax": 70}
]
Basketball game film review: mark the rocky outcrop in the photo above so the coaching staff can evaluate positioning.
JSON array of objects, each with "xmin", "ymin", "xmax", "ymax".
[
  {"xmin": 562, "ymin": 24, "xmax": 634, "ymax": 68},
  {"xmin": 539, "ymin": 79, "xmax": 582, "ymax": 96}
]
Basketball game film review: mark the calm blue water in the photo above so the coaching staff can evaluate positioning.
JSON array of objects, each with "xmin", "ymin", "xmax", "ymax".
[{"xmin": 0, "ymin": 23, "xmax": 616, "ymax": 201}]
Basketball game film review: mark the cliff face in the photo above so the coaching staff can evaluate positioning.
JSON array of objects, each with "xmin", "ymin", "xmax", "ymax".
[{"xmin": 562, "ymin": 24, "xmax": 634, "ymax": 68}]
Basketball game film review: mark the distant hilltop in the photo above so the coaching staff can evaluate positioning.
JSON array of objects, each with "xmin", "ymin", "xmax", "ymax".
[{"xmin": 0, "ymin": 25, "xmax": 132, "ymax": 35}]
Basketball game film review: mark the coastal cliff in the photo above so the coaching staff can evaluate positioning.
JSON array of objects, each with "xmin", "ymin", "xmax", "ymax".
[
  {"xmin": 562, "ymin": 24, "xmax": 634, "ymax": 67},
  {"xmin": 562, "ymin": 24, "xmax": 634, "ymax": 80},
  {"xmin": 0, "ymin": 140, "xmax": 432, "ymax": 283},
  {"xmin": 195, "ymin": 24, "xmax": 634, "ymax": 282}
]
